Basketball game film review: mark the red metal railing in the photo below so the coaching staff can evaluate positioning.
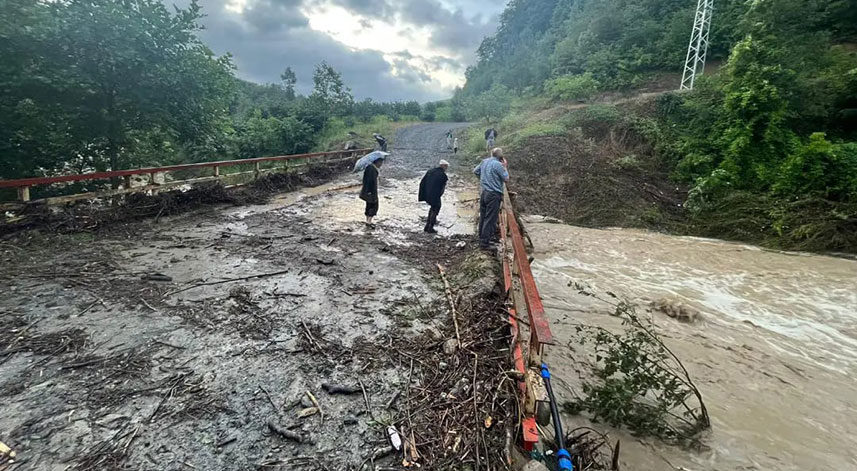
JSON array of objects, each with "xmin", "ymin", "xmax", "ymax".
[
  {"xmin": 0, "ymin": 148, "xmax": 372, "ymax": 202},
  {"xmin": 500, "ymin": 189, "xmax": 554, "ymax": 451}
]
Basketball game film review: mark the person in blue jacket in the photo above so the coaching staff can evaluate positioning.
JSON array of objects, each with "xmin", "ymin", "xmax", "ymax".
[{"xmin": 473, "ymin": 148, "xmax": 509, "ymax": 249}]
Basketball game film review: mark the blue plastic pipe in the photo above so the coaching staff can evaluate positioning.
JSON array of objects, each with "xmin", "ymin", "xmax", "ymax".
[{"xmin": 541, "ymin": 363, "xmax": 573, "ymax": 471}]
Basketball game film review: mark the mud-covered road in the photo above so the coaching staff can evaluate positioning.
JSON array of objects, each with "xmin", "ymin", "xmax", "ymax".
[{"xmin": 0, "ymin": 123, "xmax": 494, "ymax": 470}]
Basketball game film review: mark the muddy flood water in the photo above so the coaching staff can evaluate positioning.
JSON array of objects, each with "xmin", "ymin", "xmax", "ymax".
[{"xmin": 526, "ymin": 218, "xmax": 857, "ymax": 471}]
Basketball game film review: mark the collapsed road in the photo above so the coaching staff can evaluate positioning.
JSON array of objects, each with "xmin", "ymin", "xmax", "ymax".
[{"xmin": 0, "ymin": 123, "xmax": 519, "ymax": 470}]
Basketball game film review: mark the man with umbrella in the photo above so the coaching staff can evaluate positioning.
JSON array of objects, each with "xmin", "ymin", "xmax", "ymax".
[
  {"xmin": 418, "ymin": 160, "xmax": 449, "ymax": 234},
  {"xmin": 358, "ymin": 154, "xmax": 385, "ymax": 226}
]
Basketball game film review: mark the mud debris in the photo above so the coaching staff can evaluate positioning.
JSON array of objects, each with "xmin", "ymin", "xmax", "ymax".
[{"xmin": 0, "ymin": 123, "xmax": 514, "ymax": 470}]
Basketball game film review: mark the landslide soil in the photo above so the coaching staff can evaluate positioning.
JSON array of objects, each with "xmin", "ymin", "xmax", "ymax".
[{"xmin": 0, "ymin": 123, "xmax": 515, "ymax": 471}]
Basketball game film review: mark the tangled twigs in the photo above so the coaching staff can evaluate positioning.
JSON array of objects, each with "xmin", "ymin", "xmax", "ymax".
[
  {"xmin": 390, "ymin": 291, "xmax": 514, "ymax": 470},
  {"xmin": 74, "ymin": 422, "xmax": 137, "ymax": 470}
]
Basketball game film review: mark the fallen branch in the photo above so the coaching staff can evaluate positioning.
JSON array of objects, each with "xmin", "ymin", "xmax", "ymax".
[
  {"xmin": 260, "ymin": 385, "xmax": 279, "ymax": 413},
  {"xmin": 436, "ymin": 263, "xmax": 461, "ymax": 348},
  {"xmin": 322, "ymin": 383, "xmax": 361, "ymax": 395},
  {"xmin": 306, "ymin": 391, "xmax": 323, "ymax": 425},
  {"xmin": 165, "ymin": 269, "xmax": 291, "ymax": 297}
]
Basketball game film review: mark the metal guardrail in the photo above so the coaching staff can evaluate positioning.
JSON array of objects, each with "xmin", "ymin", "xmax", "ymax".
[
  {"xmin": 0, "ymin": 148, "xmax": 373, "ymax": 203},
  {"xmin": 500, "ymin": 189, "xmax": 554, "ymax": 451}
]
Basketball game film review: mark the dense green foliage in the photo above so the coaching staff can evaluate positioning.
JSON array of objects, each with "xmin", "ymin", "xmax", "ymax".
[
  {"xmin": 663, "ymin": 0, "xmax": 857, "ymax": 208},
  {"xmin": 0, "ymin": 0, "xmax": 235, "ymax": 180},
  {"xmin": 0, "ymin": 0, "xmax": 440, "ymax": 186},
  {"xmin": 460, "ymin": 0, "xmax": 857, "ymax": 251}
]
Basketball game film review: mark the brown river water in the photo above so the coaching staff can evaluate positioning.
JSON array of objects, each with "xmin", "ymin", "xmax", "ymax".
[{"xmin": 525, "ymin": 218, "xmax": 857, "ymax": 471}]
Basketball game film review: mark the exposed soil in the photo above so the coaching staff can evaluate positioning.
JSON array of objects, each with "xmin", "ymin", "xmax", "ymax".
[
  {"xmin": 509, "ymin": 111, "xmax": 687, "ymax": 231},
  {"xmin": 0, "ymin": 123, "xmax": 517, "ymax": 470}
]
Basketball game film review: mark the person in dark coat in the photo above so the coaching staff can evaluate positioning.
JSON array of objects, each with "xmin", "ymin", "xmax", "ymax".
[
  {"xmin": 360, "ymin": 158, "xmax": 384, "ymax": 226},
  {"xmin": 418, "ymin": 160, "xmax": 449, "ymax": 234},
  {"xmin": 373, "ymin": 133, "xmax": 388, "ymax": 152},
  {"xmin": 484, "ymin": 127, "xmax": 497, "ymax": 150}
]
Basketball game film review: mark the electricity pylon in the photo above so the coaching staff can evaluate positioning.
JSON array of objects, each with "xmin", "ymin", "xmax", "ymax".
[{"xmin": 680, "ymin": 0, "xmax": 714, "ymax": 90}]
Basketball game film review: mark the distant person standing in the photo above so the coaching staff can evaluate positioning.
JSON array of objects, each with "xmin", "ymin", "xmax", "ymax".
[
  {"xmin": 453, "ymin": 137, "xmax": 459, "ymax": 154},
  {"xmin": 446, "ymin": 130, "xmax": 453, "ymax": 149},
  {"xmin": 373, "ymin": 133, "xmax": 388, "ymax": 152},
  {"xmin": 418, "ymin": 160, "xmax": 449, "ymax": 234},
  {"xmin": 473, "ymin": 148, "xmax": 509, "ymax": 249},
  {"xmin": 360, "ymin": 157, "xmax": 384, "ymax": 226},
  {"xmin": 484, "ymin": 127, "xmax": 498, "ymax": 151}
]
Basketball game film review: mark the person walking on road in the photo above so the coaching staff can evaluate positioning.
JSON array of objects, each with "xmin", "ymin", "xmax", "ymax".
[
  {"xmin": 453, "ymin": 137, "xmax": 459, "ymax": 154},
  {"xmin": 373, "ymin": 133, "xmax": 388, "ymax": 152},
  {"xmin": 446, "ymin": 130, "xmax": 453, "ymax": 150},
  {"xmin": 360, "ymin": 157, "xmax": 384, "ymax": 226},
  {"xmin": 484, "ymin": 127, "xmax": 498, "ymax": 151},
  {"xmin": 418, "ymin": 160, "xmax": 449, "ymax": 234},
  {"xmin": 473, "ymin": 148, "xmax": 509, "ymax": 249}
]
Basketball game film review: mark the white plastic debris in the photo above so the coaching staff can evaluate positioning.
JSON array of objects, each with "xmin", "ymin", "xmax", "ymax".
[{"xmin": 386, "ymin": 425, "xmax": 402, "ymax": 451}]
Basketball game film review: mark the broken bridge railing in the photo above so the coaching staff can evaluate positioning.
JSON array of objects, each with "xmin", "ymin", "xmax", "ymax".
[
  {"xmin": 499, "ymin": 189, "xmax": 554, "ymax": 452},
  {"xmin": 0, "ymin": 148, "xmax": 373, "ymax": 205}
]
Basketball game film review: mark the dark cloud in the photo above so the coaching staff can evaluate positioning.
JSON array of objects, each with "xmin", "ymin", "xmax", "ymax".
[
  {"xmin": 170, "ymin": 0, "xmax": 503, "ymax": 101},
  {"xmin": 392, "ymin": 58, "xmax": 432, "ymax": 83},
  {"xmin": 398, "ymin": 0, "xmax": 497, "ymax": 55},
  {"xmin": 242, "ymin": 0, "xmax": 308, "ymax": 33}
]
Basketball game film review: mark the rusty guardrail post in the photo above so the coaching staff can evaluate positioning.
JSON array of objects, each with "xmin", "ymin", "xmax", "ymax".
[
  {"xmin": 501, "ymin": 188, "xmax": 555, "ymax": 453},
  {"xmin": 17, "ymin": 186, "xmax": 30, "ymax": 202}
]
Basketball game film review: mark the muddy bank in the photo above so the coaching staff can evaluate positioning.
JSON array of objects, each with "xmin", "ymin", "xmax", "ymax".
[
  {"xmin": 0, "ymin": 123, "xmax": 517, "ymax": 470},
  {"xmin": 526, "ymin": 219, "xmax": 857, "ymax": 471},
  {"xmin": 507, "ymin": 109, "xmax": 687, "ymax": 233}
]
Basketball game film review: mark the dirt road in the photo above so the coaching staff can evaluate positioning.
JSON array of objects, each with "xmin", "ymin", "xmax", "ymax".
[{"xmin": 0, "ymin": 123, "xmax": 509, "ymax": 470}]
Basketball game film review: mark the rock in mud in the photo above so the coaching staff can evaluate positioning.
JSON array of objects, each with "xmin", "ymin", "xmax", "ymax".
[
  {"xmin": 522, "ymin": 460, "xmax": 550, "ymax": 471},
  {"xmin": 300, "ymin": 395, "xmax": 314, "ymax": 408},
  {"xmin": 442, "ymin": 338, "xmax": 458, "ymax": 355}
]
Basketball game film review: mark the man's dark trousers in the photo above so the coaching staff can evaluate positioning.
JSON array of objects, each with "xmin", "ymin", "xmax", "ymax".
[
  {"xmin": 425, "ymin": 203, "xmax": 441, "ymax": 231},
  {"xmin": 478, "ymin": 190, "xmax": 503, "ymax": 248}
]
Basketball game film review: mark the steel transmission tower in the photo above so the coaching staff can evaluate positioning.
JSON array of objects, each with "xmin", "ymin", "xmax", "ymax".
[{"xmin": 680, "ymin": 0, "xmax": 714, "ymax": 90}]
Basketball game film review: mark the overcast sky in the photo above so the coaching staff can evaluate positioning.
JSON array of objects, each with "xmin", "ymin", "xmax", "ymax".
[{"xmin": 170, "ymin": 0, "xmax": 507, "ymax": 102}]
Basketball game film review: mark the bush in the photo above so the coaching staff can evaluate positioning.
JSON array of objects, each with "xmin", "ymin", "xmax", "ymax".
[
  {"xmin": 775, "ymin": 133, "xmax": 857, "ymax": 201},
  {"xmin": 544, "ymin": 73, "xmax": 600, "ymax": 101},
  {"xmin": 686, "ymin": 169, "xmax": 735, "ymax": 214}
]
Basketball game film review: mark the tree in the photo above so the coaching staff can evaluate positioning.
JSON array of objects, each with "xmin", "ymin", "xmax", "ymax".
[
  {"xmin": 0, "ymin": 0, "xmax": 235, "ymax": 181},
  {"xmin": 280, "ymin": 67, "xmax": 297, "ymax": 100},
  {"xmin": 465, "ymin": 84, "xmax": 513, "ymax": 123},
  {"xmin": 309, "ymin": 62, "xmax": 354, "ymax": 117}
]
